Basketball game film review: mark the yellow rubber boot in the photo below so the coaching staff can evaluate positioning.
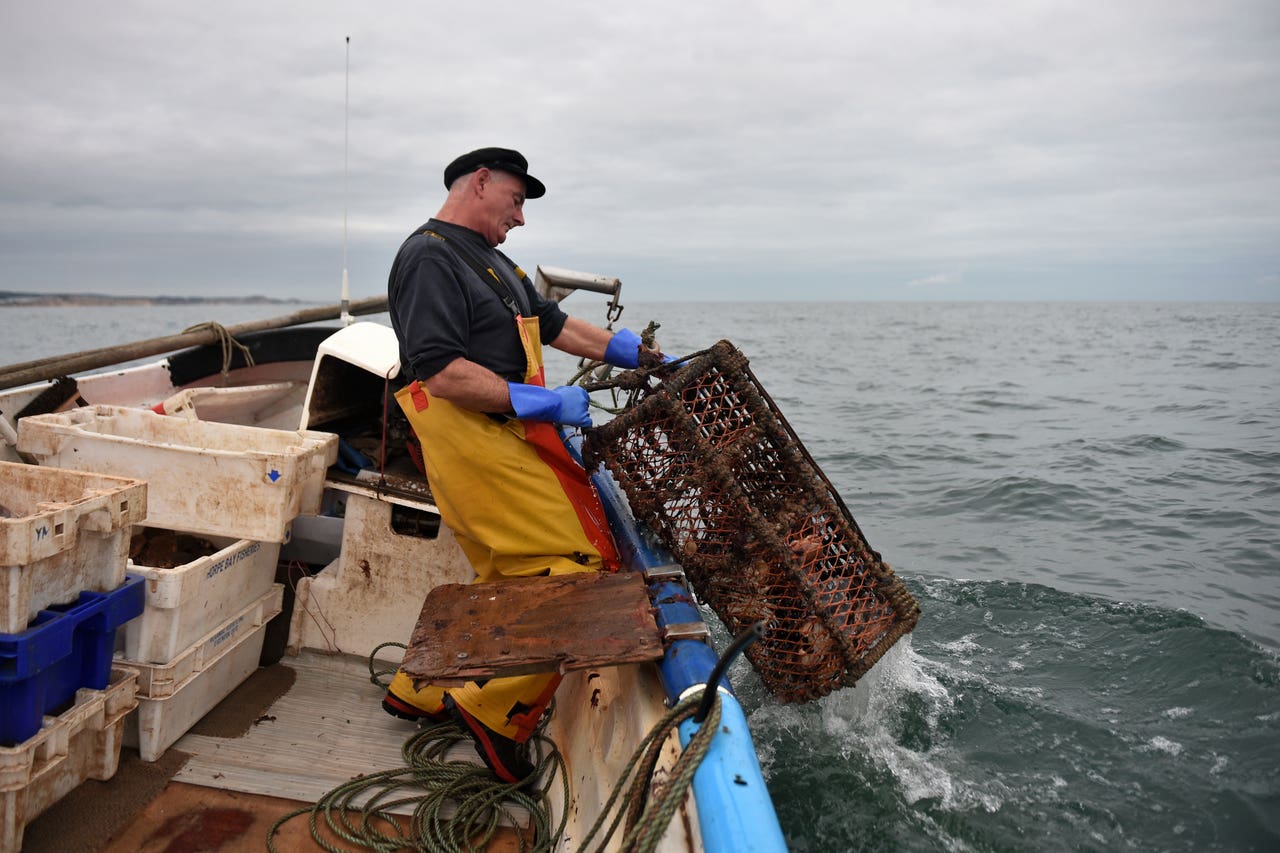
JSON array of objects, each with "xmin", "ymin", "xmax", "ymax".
[
  {"xmin": 382, "ymin": 670, "xmax": 447, "ymax": 722},
  {"xmin": 449, "ymin": 672, "xmax": 560, "ymax": 742}
]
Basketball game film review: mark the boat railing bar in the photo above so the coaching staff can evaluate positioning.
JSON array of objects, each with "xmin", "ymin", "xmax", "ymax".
[{"xmin": 0, "ymin": 296, "xmax": 390, "ymax": 391}]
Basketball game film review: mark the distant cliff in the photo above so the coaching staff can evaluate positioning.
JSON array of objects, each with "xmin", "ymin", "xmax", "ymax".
[{"xmin": 0, "ymin": 291, "xmax": 306, "ymax": 307}]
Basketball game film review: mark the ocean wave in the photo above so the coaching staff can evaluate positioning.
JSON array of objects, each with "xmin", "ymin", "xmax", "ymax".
[
  {"xmin": 815, "ymin": 447, "xmax": 902, "ymax": 471},
  {"xmin": 920, "ymin": 475, "xmax": 1099, "ymax": 521},
  {"xmin": 955, "ymin": 395, "xmax": 1048, "ymax": 413},
  {"xmin": 1152, "ymin": 400, "xmax": 1229, "ymax": 414},
  {"xmin": 1087, "ymin": 514, "xmax": 1196, "ymax": 540},
  {"xmin": 1162, "ymin": 505, "xmax": 1264, "ymax": 529},
  {"xmin": 814, "ymin": 641, "xmax": 1010, "ymax": 816},
  {"xmin": 897, "ymin": 444, "xmax": 988, "ymax": 468},
  {"xmin": 1206, "ymin": 447, "xmax": 1280, "ymax": 468},
  {"xmin": 1060, "ymin": 434, "xmax": 1187, "ymax": 456},
  {"xmin": 1201, "ymin": 361, "xmax": 1258, "ymax": 370},
  {"xmin": 1144, "ymin": 736, "xmax": 1185, "ymax": 757},
  {"xmin": 899, "ymin": 578, "xmax": 1278, "ymax": 846}
]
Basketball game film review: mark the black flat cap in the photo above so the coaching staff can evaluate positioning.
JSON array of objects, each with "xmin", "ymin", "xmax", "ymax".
[{"xmin": 443, "ymin": 147, "xmax": 545, "ymax": 199}]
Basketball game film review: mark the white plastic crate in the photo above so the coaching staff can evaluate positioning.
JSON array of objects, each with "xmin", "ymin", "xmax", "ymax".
[
  {"xmin": 123, "ymin": 529, "xmax": 282, "ymax": 664},
  {"xmin": 1, "ymin": 460, "xmax": 147, "ymax": 633},
  {"xmin": 15, "ymin": 405, "xmax": 337, "ymax": 543},
  {"xmin": 152, "ymin": 381, "xmax": 306, "ymax": 429},
  {"xmin": 0, "ymin": 667, "xmax": 137, "ymax": 853},
  {"xmin": 123, "ymin": 584, "xmax": 283, "ymax": 762},
  {"xmin": 122, "ymin": 583, "xmax": 283, "ymax": 699}
]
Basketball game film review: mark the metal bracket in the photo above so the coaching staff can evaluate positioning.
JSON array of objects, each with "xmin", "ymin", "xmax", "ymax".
[
  {"xmin": 644, "ymin": 563, "xmax": 687, "ymax": 581},
  {"xmin": 662, "ymin": 621, "xmax": 712, "ymax": 642}
]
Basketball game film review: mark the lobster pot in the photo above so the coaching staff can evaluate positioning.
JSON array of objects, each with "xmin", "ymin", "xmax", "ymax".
[{"xmin": 583, "ymin": 340, "xmax": 919, "ymax": 703}]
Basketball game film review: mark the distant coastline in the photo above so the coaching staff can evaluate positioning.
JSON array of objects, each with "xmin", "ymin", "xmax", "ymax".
[{"xmin": 0, "ymin": 291, "xmax": 308, "ymax": 308}]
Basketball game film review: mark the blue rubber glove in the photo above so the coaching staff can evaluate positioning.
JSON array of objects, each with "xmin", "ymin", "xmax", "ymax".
[
  {"xmin": 507, "ymin": 383, "xmax": 592, "ymax": 428},
  {"xmin": 603, "ymin": 328, "xmax": 644, "ymax": 369},
  {"xmin": 605, "ymin": 327, "xmax": 679, "ymax": 367}
]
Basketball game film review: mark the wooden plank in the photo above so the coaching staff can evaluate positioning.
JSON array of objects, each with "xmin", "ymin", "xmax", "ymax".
[
  {"xmin": 400, "ymin": 572, "xmax": 663, "ymax": 686},
  {"xmin": 0, "ymin": 295, "xmax": 390, "ymax": 390},
  {"xmin": 95, "ymin": 782, "xmax": 532, "ymax": 853}
]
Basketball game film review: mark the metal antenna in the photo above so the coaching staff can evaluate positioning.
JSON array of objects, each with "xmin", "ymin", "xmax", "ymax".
[{"xmin": 340, "ymin": 35, "xmax": 353, "ymax": 325}]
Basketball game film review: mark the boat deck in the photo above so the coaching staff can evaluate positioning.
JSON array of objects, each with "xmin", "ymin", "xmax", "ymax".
[
  {"xmin": 21, "ymin": 650, "xmax": 530, "ymax": 852},
  {"xmin": 171, "ymin": 650, "xmax": 444, "ymax": 803}
]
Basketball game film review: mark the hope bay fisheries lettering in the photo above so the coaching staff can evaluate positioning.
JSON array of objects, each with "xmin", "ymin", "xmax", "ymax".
[
  {"xmin": 210, "ymin": 615, "xmax": 245, "ymax": 648},
  {"xmin": 205, "ymin": 541, "xmax": 262, "ymax": 579}
]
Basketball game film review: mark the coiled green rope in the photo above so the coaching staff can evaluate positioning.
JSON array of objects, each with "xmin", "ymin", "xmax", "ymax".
[
  {"xmin": 267, "ymin": 644, "xmax": 716, "ymax": 852},
  {"xmin": 267, "ymin": 643, "xmax": 569, "ymax": 852},
  {"xmin": 265, "ymin": 720, "xmax": 569, "ymax": 853}
]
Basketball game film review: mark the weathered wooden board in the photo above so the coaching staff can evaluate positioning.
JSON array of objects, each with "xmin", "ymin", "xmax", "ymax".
[{"xmin": 401, "ymin": 571, "xmax": 663, "ymax": 687}]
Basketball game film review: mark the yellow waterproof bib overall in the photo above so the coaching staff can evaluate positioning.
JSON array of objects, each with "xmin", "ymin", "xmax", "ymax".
[{"xmin": 390, "ymin": 314, "xmax": 620, "ymax": 741}]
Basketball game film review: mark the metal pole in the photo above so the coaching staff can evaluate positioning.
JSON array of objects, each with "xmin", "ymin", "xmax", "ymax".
[{"xmin": 340, "ymin": 36, "xmax": 353, "ymax": 326}]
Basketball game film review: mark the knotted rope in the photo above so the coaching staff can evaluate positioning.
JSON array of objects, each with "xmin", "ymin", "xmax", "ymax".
[{"xmin": 183, "ymin": 321, "xmax": 255, "ymax": 382}]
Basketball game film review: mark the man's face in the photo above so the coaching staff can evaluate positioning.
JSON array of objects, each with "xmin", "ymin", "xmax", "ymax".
[{"xmin": 477, "ymin": 169, "xmax": 527, "ymax": 246}]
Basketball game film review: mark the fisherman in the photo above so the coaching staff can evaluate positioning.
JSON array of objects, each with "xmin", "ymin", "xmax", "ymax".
[{"xmin": 382, "ymin": 147, "xmax": 663, "ymax": 783}]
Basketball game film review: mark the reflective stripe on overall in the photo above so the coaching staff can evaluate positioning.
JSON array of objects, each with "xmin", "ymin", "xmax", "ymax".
[{"xmin": 390, "ymin": 313, "xmax": 620, "ymax": 741}]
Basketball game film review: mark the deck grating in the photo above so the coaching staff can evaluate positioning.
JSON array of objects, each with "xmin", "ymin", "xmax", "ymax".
[{"xmin": 171, "ymin": 649, "xmax": 506, "ymax": 818}]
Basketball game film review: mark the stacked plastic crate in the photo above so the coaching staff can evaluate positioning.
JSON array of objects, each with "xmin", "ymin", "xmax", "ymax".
[
  {"xmin": 15, "ymin": 405, "xmax": 338, "ymax": 761},
  {"xmin": 1, "ymin": 461, "xmax": 147, "ymax": 852}
]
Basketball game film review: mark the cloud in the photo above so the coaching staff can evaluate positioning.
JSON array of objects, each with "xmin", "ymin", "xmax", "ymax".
[{"xmin": 0, "ymin": 0, "xmax": 1277, "ymax": 300}]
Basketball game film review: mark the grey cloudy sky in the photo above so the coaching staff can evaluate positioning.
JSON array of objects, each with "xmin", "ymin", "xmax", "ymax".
[{"xmin": 2, "ymin": 0, "xmax": 1277, "ymax": 302}]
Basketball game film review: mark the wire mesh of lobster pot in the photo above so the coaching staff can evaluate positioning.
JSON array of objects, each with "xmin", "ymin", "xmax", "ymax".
[{"xmin": 581, "ymin": 340, "xmax": 920, "ymax": 703}]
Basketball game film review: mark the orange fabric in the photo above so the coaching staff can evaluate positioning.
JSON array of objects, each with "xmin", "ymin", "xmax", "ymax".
[{"xmin": 409, "ymin": 381, "xmax": 429, "ymax": 412}]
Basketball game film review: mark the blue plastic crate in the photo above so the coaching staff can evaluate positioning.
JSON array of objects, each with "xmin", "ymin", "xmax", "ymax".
[{"xmin": 0, "ymin": 574, "xmax": 144, "ymax": 746}]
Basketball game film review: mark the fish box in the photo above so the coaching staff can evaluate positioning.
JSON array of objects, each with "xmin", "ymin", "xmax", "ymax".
[
  {"xmin": 0, "ymin": 460, "xmax": 146, "ymax": 633},
  {"xmin": 15, "ymin": 405, "xmax": 338, "ymax": 543},
  {"xmin": 121, "ymin": 583, "xmax": 283, "ymax": 699},
  {"xmin": 123, "ymin": 528, "xmax": 283, "ymax": 665},
  {"xmin": 0, "ymin": 576, "xmax": 144, "ymax": 747},
  {"xmin": 123, "ymin": 583, "xmax": 283, "ymax": 762},
  {"xmin": 583, "ymin": 340, "xmax": 921, "ymax": 703},
  {"xmin": 0, "ymin": 667, "xmax": 137, "ymax": 853}
]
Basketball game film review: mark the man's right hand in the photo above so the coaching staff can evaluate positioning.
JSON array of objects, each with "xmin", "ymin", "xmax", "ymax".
[{"xmin": 507, "ymin": 383, "xmax": 592, "ymax": 427}]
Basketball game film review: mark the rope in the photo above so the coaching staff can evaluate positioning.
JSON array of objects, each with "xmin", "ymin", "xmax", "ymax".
[
  {"xmin": 567, "ymin": 320, "xmax": 686, "ymax": 415},
  {"xmin": 267, "ymin": 644, "xmax": 569, "ymax": 852},
  {"xmin": 182, "ymin": 321, "xmax": 255, "ymax": 381},
  {"xmin": 270, "ymin": 648, "xmax": 719, "ymax": 852},
  {"xmin": 367, "ymin": 641, "xmax": 404, "ymax": 689},
  {"xmin": 575, "ymin": 689, "xmax": 721, "ymax": 853},
  {"xmin": 265, "ymin": 722, "xmax": 569, "ymax": 853}
]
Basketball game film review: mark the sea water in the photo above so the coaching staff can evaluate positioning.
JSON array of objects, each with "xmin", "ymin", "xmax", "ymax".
[{"xmin": 2, "ymin": 300, "xmax": 1277, "ymax": 851}]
